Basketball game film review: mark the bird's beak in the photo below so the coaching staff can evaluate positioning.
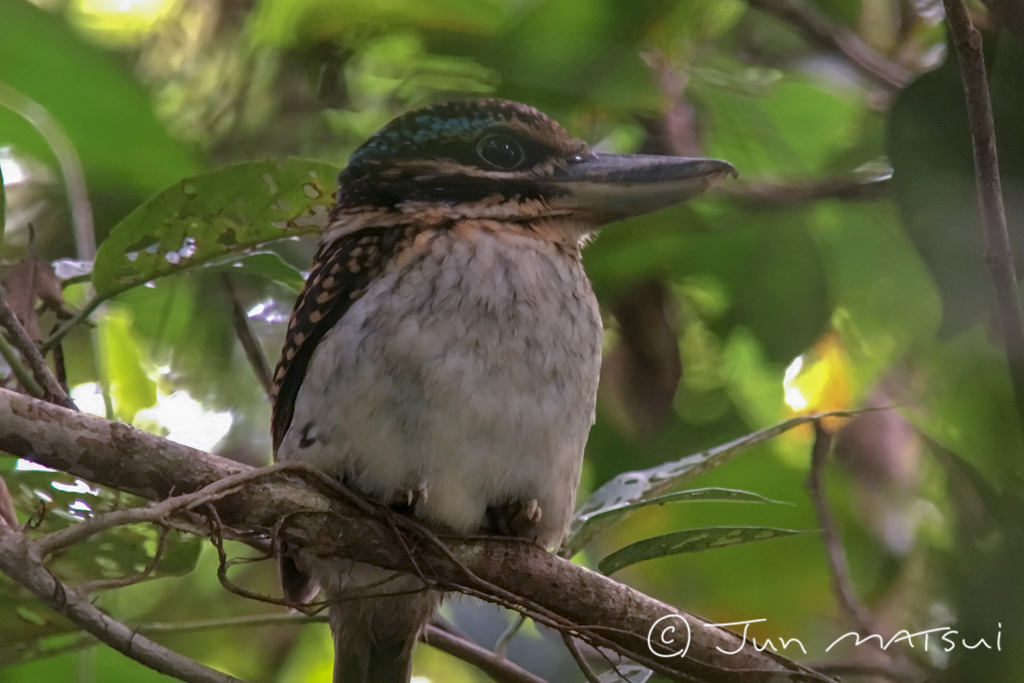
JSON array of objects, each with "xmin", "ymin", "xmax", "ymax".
[{"xmin": 543, "ymin": 154, "xmax": 737, "ymax": 220}]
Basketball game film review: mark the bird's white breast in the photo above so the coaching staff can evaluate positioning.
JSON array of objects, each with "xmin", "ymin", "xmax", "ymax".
[{"xmin": 278, "ymin": 222, "xmax": 603, "ymax": 547}]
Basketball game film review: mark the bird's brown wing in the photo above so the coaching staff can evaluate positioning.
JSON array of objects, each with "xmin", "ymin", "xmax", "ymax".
[{"xmin": 271, "ymin": 225, "xmax": 417, "ymax": 455}]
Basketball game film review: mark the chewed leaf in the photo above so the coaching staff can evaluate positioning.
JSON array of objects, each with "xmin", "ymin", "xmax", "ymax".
[
  {"xmin": 562, "ymin": 412, "xmax": 851, "ymax": 557},
  {"xmin": 93, "ymin": 158, "xmax": 340, "ymax": 298},
  {"xmin": 598, "ymin": 526, "xmax": 811, "ymax": 575},
  {"xmin": 573, "ymin": 487, "xmax": 788, "ymax": 533},
  {"xmin": 598, "ymin": 662, "xmax": 653, "ymax": 683}
]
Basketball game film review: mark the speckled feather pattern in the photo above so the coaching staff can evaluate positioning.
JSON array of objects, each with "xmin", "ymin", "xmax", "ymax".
[
  {"xmin": 270, "ymin": 98, "xmax": 604, "ymax": 683},
  {"xmin": 273, "ymin": 218, "xmax": 602, "ymax": 682},
  {"xmin": 348, "ymin": 98, "xmax": 582, "ymax": 168},
  {"xmin": 270, "ymin": 225, "xmax": 423, "ymax": 452},
  {"xmin": 278, "ymin": 220, "xmax": 602, "ymax": 544}
]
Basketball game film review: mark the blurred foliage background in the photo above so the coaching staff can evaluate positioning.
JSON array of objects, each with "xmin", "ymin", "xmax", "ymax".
[{"xmin": 1, "ymin": 0, "xmax": 1023, "ymax": 681}]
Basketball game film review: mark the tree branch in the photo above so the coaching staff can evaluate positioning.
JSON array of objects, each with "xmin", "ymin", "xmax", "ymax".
[
  {"xmin": 11, "ymin": 612, "xmax": 551, "ymax": 683},
  {"xmin": 425, "ymin": 625, "xmax": 550, "ymax": 683},
  {"xmin": 807, "ymin": 423, "xmax": 874, "ymax": 634},
  {"xmin": 0, "ymin": 387, "xmax": 835, "ymax": 683},
  {"xmin": 0, "ymin": 524, "xmax": 243, "ymax": 683},
  {"xmin": 562, "ymin": 633, "xmax": 603, "ymax": 683},
  {"xmin": 0, "ymin": 288, "xmax": 75, "ymax": 410},
  {"xmin": 746, "ymin": 0, "xmax": 911, "ymax": 89},
  {"xmin": 221, "ymin": 275, "xmax": 274, "ymax": 398},
  {"xmin": 942, "ymin": 0, "xmax": 1024, "ymax": 434}
]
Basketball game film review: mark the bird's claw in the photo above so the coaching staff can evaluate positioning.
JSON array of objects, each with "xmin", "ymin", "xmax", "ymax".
[
  {"xmin": 389, "ymin": 483, "xmax": 428, "ymax": 512},
  {"xmin": 485, "ymin": 498, "xmax": 543, "ymax": 538}
]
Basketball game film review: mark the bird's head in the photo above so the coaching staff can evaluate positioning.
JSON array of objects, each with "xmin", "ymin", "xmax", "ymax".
[{"xmin": 333, "ymin": 98, "xmax": 736, "ymax": 241}]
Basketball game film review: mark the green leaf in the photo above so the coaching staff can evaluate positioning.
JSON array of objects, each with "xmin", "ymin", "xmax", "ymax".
[
  {"xmin": 563, "ymin": 413, "xmax": 846, "ymax": 557},
  {"xmin": 96, "ymin": 309, "xmax": 156, "ymax": 422},
  {"xmin": 694, "ymin": 76, "xmax": 865, "ymax": 177},
  {"xmin": 576, "ymin": 487, "xmax": 788, "ymax": 529},
  {"xmin": 598, "ymin": 526, "xmax": 810, "ymax": 575},
  {"xmin": 201, "ymin": 251, "xmax": 306, "ymax": 293},
  {"xmin": 0, "ymin": 0, "xmax": 197, "ymax": 197},
  {"xmin": 91, "ymin": 158, "xmax": 339, "ymax": 298}
]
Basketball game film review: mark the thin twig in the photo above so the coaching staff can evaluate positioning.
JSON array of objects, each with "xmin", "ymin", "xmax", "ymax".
[
  {"xmin": 562, "ymin": 633, "xmax": 603, "ymax": 683},
  {"xmin": 0, "ymin": 387, "xmax": 839, "ymax": 683},
  {"xmin": 0, "ymin": 474, "xmax": 16, "ymax": 529},
  {"xmin": 77, "ymin": 528, "xmax": 169, "ymax": 593},
  {"xmin": 942, "ymin": 0, "xmax": 1024, "ymax": 433},
  {"xmin": 144, "ymin": 613, "xmax": 550, "ymax": 683},
  {"xmin": 16, "ymin": 613, "xmax": 548, "ymax": 683},
  {"xmin": 220, "ymin": 275, "xmax": 274, "ymax": 398},
  {"xmin": 205, "ymin": 503, "xmax": 317, "ymax": 612},
  {"xmin": 0, "ymin": 287, "xmax": 75, "ymax": 409},
  {"xmin": 141, "ymin": 613, "xmax": 327, "ymax": 634},
  {"xmin": 807, "ymin": 422, "xmax": 874, "ymax": 634},
  {"xmin": 40, "ymin": 295, "xmax": 103, "ymax": 356},
  {"xmin": 746, "ymin": 0, "xmax": 911, "ymax": 89},
  {"xmin": 35, "ymin": 461, "xmax": 323, "ymax": 556},
  {"xmin": 0, "ymin": 326, "xmax": 44, "ymax": 397},
  {"xmin": 495, "ymin": 613, "xmax": 528, "ymax": 656},
  {"xmin": 426, "ymin": 625, "xmax": 550, "ymax": 683},
  {"xmin": 0, "ymin": 526, "xmax": 243, "ymax": 683},
  {"xmin": 724, "ymin": 173, "xmax": 891, "ymax": 208}
]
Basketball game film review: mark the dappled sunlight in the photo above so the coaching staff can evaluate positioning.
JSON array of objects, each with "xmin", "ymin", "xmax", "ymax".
[
  {"xmin": 0, "ymin": 148, "xmax": 27, "ymax": 186},
  {"xmin": 68, "ymin": 0, "xmax": 180, "ymax": 46},
  {"xmin": 134, "ymin": 389, "xmax": 233, "ymax": 452},
  {"xmin": 69, "ymin": 381, "xmax": 233, "ymax": 452},
  {"xmin": 71, "ymin": 382, "xmax": 106, "ymax": 416}
]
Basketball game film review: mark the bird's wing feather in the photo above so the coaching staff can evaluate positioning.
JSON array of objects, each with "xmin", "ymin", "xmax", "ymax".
[{"xmin": 271, "ymin": 225, "xmax": 416, "ymax": 454}]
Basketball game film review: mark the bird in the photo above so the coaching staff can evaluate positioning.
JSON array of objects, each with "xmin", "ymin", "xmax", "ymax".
[{"xmin": 270, "ymin": 98, "xmax": 735, "ymax": 683}]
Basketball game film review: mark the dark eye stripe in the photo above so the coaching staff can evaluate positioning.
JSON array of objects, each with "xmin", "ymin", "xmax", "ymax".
[
  {"xmin": 345, "ymin": 133, "xmax": 551, "ymax": 179},
  {"xmin": 339, "ymin": 174, "xmax": 566, "ymax": 210}
]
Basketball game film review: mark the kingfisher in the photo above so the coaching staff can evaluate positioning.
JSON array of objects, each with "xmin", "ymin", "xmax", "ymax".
[{"xmin": 270, "ymin": 98, "xmax": 735, "ymax": 683}]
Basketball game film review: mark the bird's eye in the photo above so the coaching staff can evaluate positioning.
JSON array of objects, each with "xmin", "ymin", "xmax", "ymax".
[{"xmin": 476, "ymin": 134, "xmax": 525, "ymax": 170}]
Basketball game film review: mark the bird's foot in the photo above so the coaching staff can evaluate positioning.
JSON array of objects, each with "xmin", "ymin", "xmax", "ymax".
[
  {"xmin": 389, "ymin": 483, "xmax": 428, "ymax": 513},
  {"xmin": 485, "ymin": 498, "xmax": 543, "ymax": 538}
]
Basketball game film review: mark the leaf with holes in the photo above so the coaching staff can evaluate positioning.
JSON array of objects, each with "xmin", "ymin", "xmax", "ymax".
[
  {"xmin": 598, "ymin": 662, "xmax": 653, "ymax": 683},
  {"xmin": 562, "ymin": 413, "xmax": 848, "ymax": 558},
  {"xmin": 573, "ymin": 487, "xmax": 788, "ymax": 540},
  {"xmin": 92, "ymin": 158, "xmax": 339, "ymax": 298},
  {"xmin": 599, "ymin": 526, "xmax": 811, "ymax": 575},
  {"xmin": 201, "ymin": 251, "xmax": 307, "ymax": 293}
]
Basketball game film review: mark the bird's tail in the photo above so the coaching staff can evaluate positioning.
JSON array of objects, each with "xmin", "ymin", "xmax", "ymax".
[
  {"xmin": 330, "ymin": 587, "xmax": 439, "ymax": 683},
  {"xmin": 333, "ymin": 631, "xmax": 414, "ymax": 683}
]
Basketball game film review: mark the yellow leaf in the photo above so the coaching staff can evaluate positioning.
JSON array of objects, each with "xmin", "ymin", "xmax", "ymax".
[{"xmin": 783, "ymin": 331, "xmax": 852, "ymax": 433}]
